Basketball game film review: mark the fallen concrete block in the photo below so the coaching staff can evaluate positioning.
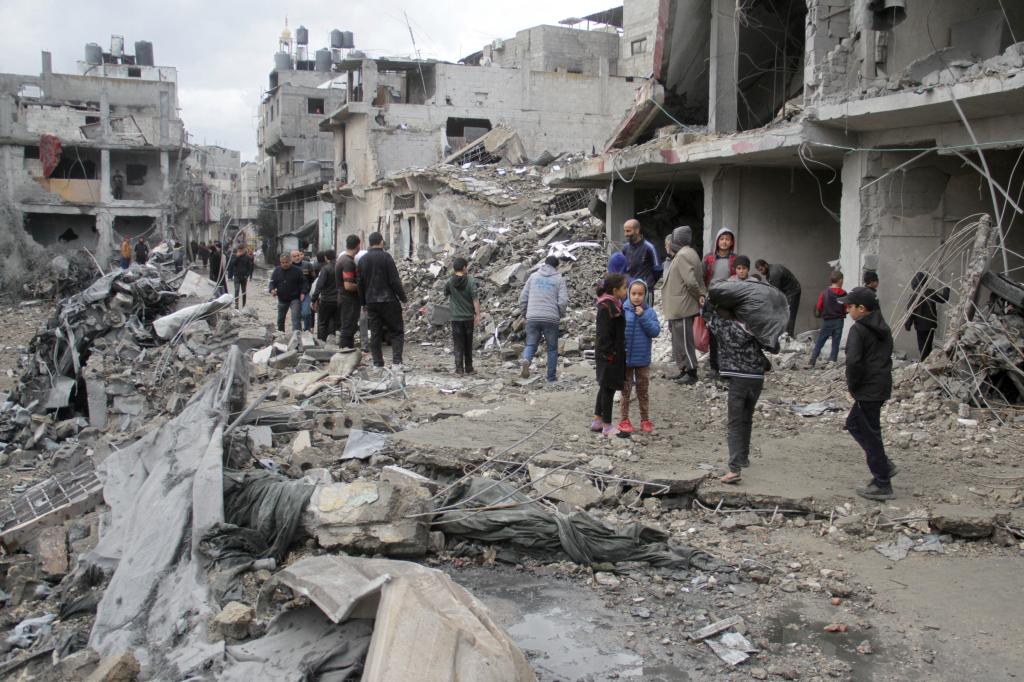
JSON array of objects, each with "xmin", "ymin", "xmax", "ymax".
[
  {"xmin": 178, "ymin": 270, "xmax": 216, "ymax": 298},
  {"xmin": 291, "ymin": 430, "xmax": 312, "ymax": 455},
  {"xmin": 300, "ymin": 331, "xmax": 317, "ymax": 350},
  {"xmin": 153, "ymin": 293, "xmax": 233, "ymax": 340},
  {"xmin": 84, "ymin": 651, "xmax": 140, "ymax": 682},
  {"xmin": 277, "ymin": 372, "xmax": 328, "ymax": 401},
  {"xmin": 328, "ymin": 350, "xmax": 361, "ymax": 377},
  {"xmin": 28, "ymin": 525, "xmax": 69, "ymax": 579},
  {"xmin": 85, "ymin": 379, "xmax": 108, "ymax": 429},
  {"xmin": 489, "ymin": 261, "xmax": 529, "ymax": 287},
  {"xmin": 929, "ymin": 504, "xmax": 1009, "ymax": 539},
  {"xmin": 235, "ymin": 326, "xmax": 273, "ymax": 352},
  {"xmin": 268, "ymin": 350, "xmax": 299, "ymax": 369},
  {"xmin": 381, "ymin": 465, "xmax": 439, "ymax": 493},
  {"xmin": 243, "ymin": 425, "xmax": 274, "ymax": 451},
  {"xmin": 301, "ymin": 481, "xmax": 433, "ymax": 557},
  {"xmin": 252, "ymin": 345, "xmax": 274, "ymax": 365},
  {"xmin": 528, "ymin": 465, "xmax": 601, "ymax": 509},
  {"xmin": 210, "ymin": 601, "xmax": 255, "ymax": 641}
]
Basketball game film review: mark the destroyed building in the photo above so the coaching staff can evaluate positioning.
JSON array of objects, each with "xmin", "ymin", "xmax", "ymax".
[
  {"xmin": 182, "ymin": 144, "xmax": 242, "ymax": 244},
  {"xmin": 0, "ymin": 36, "xmax": 187, "ymax": 263},
  {"xmin": 548, "ymin": 0, "xmax": 1024, "ymax": 349},
  {"xmin": 317, "ymin": 10, "xmax": 645, "ymax": 254},
  {"xmin": 256, "ymin": 23, "xmax": 348, "ymax": 253}
]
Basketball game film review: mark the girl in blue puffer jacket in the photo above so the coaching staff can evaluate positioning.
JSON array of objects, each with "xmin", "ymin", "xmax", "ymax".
[{"xmin": 619, "ymin": 280, "xmax": 660, "ymax": 433}]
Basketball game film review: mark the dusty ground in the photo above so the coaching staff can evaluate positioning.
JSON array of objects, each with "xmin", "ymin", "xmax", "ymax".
[{"xmin": 2, "ymin": 272, "xmax": 1022, "ymax": 681}]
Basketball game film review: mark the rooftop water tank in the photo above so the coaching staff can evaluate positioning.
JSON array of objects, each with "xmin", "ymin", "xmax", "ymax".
[
  {"xmin": 315, "ymin": 48, "xmax": 332, "ymax": 72},
  {"xmin": 330, "ymin": 29, "xmax": 343, "ymax": 49},
  {"xmin": 274, "ymin": 51, "xmax": 293, "ymax": 71},
  {"xmin": 135, "ymin": 41, "xmax": 154, "ymax": 66},
  {"xmin": 85, "ymin": 43, "xmax": 103, "ymax": 65},
  {"xmin": 110, "ymin": 35, "xmax": 124, "ymax": 58},
  {"xmin": 341, "ymin": 31, "xmax": 354, "ymax": 49},
  {"xmin": 296, "ymin": 25, "xmax": 309, "ymax": 45}
]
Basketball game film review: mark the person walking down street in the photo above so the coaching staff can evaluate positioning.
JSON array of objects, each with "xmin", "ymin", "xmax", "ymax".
[
  {"xmin": 358, "ymin": 232, "xmax": 408, "ymax": 369},
  {"xmin": 809, "ymin": 271, "xmax": 847, "ymax": 367},
  {"xmin": 620, "ymin": 219, "xmax": 662, "ymax": 306},
  {"xmin": 518, "ymin": 255, "xmax": 569, "ymax": 382},
  {"xmin": 269, "ymin": 253, "xmax": 307, "ymax": 332},
  {"xmin": 173, "ymin": 241, "xmax": 185, "ymax": 273},
  {"xmin": 904, "ymin": 271, "xmax": 950, "ymax": 361},
  {"xmin": 444, "ymin": 256, "xmax": 481, "ymax": 375},
  {"xmin": 618, "ymin": 280, "xmax": 660, "ymax": 434},
  {"xmin": 134, "ymin": 237, "xmax": 149, "ymax": 266},
  {"xmin": 119, "ymin": 237, "xmax": 132, "ymax": 270},
  {"xmin": 226, "ymin": 244, "xmax": 254, "ymax": 309},
  {"xmin": 335, "ymin": 235, "xmax": 362, "ymax": 349},
  {"xmin": 209, "ymin": 242, "xmax": 225, "ymax": 295},
  {"xmin": 703, "ymin": 227, "xmax": 737, "ymax": 380},
  {"xmin": 591, "ymin": 273, "xmax": 629, "ymax": 439},
  {"xmin": 840, "ymin": 286, "xmax": 898, "ymax": 501},
  {"xmin": 311, "ymin": 249, "xmax": 340, "ymax": 342},
  {"xmin": 661, "ymin": 226, "xmax": 706, "ymax": 385},
  {"xmin": 755, "ymin": 259, "xmax": 802, "ymax": 338},
  {"xmin": 702, "ymin": 295, "xmax": 769, "ymax": 485},
  {"xmin": 198, "ymin": 242, "xmax": 210, "ymax": 267}
]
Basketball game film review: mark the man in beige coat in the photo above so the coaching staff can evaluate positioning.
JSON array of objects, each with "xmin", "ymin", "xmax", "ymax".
[{"xmin": 662, "ymin": 226, "xmax": 706, "ymax": 385}]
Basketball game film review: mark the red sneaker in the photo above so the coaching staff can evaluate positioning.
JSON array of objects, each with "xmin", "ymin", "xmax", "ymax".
[
  {"xmin": 640, "ymin": 419, "xmax": 654, "ymax": 433},
  {"xmin": 617, "ymin": 419, "xmax": 635, "ymax": 434}
]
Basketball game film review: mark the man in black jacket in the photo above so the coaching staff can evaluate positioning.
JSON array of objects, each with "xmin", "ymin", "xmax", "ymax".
[
  {"xmin": 269, "ymin": 253, "xmax": 308, "ymax": 332},
  {"xmin": 226, "ymin": 245, "xmax": 254, "ymax": 308},
  {"xmin": 311, "ymin": 249, "xmax": 340, "ymax": 342},
  {"xmin": 335, "ymin": 235, "xmax": 362, "ymax": 349},
  {"xmin": 904, "ymin": 271, "xmax": 949, "ymax": 361},
  {"xmin": 358, "ymin": 232, "xmax": 407, "ymax": 368},
  {"xmin": 840, "ymin": 287, "xmax": 897, "ymax": 501},
  {"xmin": 755, "ymin": 260, "xmax": 801, "ymax": 337}
]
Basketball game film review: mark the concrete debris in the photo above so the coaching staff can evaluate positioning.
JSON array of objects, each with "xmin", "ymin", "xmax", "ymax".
[
  {"xmin": 84, "ymin": 651, "xmax": 140, "ymax": 682},
  {"xmin": 929, "ymin": 504, "xmax": 1009, "ymax": 539},
  {"xmin": 527, "ymin": 465, "xmax": 602, "ymax": 509},
  {"xmin": 210, "ymin": 602, "xmax": 256, "ymax": 642}
]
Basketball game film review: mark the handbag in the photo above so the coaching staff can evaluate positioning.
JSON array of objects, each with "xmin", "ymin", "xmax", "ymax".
[{"xmin": 693, "ymin": 315, "xmax": 710, "ymax": 353}]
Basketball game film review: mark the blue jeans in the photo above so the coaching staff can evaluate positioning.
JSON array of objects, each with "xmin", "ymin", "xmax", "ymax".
[
  {"xmin": 810, "ymin": 318, "xmax": 844, "ymax": 364},
  {"xmin": 523, "ymin": 320, "xmax": 559, "ymax": 381}
]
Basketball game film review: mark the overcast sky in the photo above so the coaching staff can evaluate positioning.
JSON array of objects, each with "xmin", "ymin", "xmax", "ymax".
[{"xmin": 6, "ymin": 0, "xmax": 620, "ymax": 161}]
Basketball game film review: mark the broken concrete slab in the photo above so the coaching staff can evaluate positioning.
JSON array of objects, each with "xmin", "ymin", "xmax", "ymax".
[
  {"xmin": 290, "ymin": 430, "xmax": 312, "ymax": 455},
  {"xmin": 177, "ymin": 270, "xmax": 216, "ymax": 298},
  {"xmin": 301, "ymin": 480, "xmax": 433, "ymax": 557},
  {"xmin": 341, "ymin": 429, "xmax": 387, "ymax": 461},
  {"xmin": 929, "ymin": 504, "xmax": 1010, "ymax": 539},
  {"xmin": 267, "ymin": 350, "xmax": 299, "ymax": 369},
  {"xmin": 234, "ymin": 326, "xmax": 273, "ymax": 352},
  {"xmin": 242, "ymin": 425, "xmax": 273, "ymax": 451},
  {"xmin": 624, "ymin": 464, "xmax": 709, "ymax": 495},
  {"xmin": 328, "ymin": 350, "xmax": 361, "ymax": 377},
  {"xmin": 84, "ymin": 651, "xmax": 140, "ymax": 682},
  {"xmin": 277, "ymin": 371, "xmax": 328, "ymax": 401},
  {"xmin": 27, "ymin": 525, "xmax": 68, "ymax": 579},
  {"xmin": 380, "ymin": 466, "xmax": 440, "ymax": 492},
  {"xmin": 489, "ymin": 261, "xmax": 530, "ymax": 287},
  {"xmin": 528, "ymin": 465, "xmax": 601, "ymax": 509}
]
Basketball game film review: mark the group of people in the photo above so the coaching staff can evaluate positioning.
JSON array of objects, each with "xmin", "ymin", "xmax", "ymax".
[{"xmin": 580, "ymin": 219, "xmax": 915, "ymax": 502}]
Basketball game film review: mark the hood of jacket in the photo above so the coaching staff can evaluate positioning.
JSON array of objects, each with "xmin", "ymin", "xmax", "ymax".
[
  {"xmin": 858, "ymin": 308, "xmax": 891, "ymax": 339},
  {"xmin": 537, "ymin": 263, "xmax": 559, "ymax": 278},
  {"xmin": 670, "ymin": 226, "xmax": 692, "ymax": 251},
  {"xmin": 608, "ymin": 252, "xmax": 628, "ymax": 274},
  {"xmin": 450, "ymin": 273, "xmax": 469, "ymax": 290},
  {"xmin": 714, "ymin": 227, "xmax": 735, "ymax": 249}
]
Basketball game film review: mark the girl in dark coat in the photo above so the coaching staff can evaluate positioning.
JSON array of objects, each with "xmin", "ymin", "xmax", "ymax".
[{"xmin": 590, "ymin": 273, "xmax": 629, "ymax": 438}]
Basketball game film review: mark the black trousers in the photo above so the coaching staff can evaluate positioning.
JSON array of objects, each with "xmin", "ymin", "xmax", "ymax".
[
  {"xmin": 727, "ymin": 376, "xmax": 763, "ymax": 473},
  {"xmin": 916, "ymin": 327, "xmax": 936, "ymax": 361},
  {"xmin": 786, "ymin": 292, "xmax": 801, "ymax": 338},
  {"xmin": 338, "ymin": 297, "xmax": 360, "ymax": 349},
  {"xmin": 451, "ymin": 320, "xmax": 474, "ymax": 371},
  {"xmin": 233, "ymin": 278, "xmax": 248, "ymax": 308},
  {"xmin": 846, "ymin": 400, "xmax": 890, "ymax": 487},
  {"xmin": 709, "ymin": 334, "xmax": 719, "ymax": 372},
  {"xmin": 367, "ymin": 301, "xmax": 405, "ymax": 366},
  {"xmin": 316, "ymin": 299, "xmax": 340, "ymax": 342},
  {"xmin": 594, "ymin": 385, "xmax": 616, "ymax": 424}
]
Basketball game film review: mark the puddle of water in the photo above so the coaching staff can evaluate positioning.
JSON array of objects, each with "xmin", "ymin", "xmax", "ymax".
[
  {"xmin": 450, "ymin": 567, "xmax": 691, "ymax": 681},
  {"xmin": 767, "ymin": 607, "xmax": 879, "ymax": 679}
]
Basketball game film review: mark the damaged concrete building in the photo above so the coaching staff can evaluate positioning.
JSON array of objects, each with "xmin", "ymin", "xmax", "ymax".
[
  {"xmin": 548, "ymin": 0, "xmax": 1024, "ymax": 346},
  {"xmin": 0, "ymin": 36, "xmax": 187, "ymax": 262},
  {"xmin": 256, "ymin": 23, "xmax": 348, "ymax": 253},
  {"xmin": 183, "ymin": 144, "xmax": 242, "ymax": 244},
  {"xmin": 317, "ymin": 10, "xmax": 645, "ymax": 255}
]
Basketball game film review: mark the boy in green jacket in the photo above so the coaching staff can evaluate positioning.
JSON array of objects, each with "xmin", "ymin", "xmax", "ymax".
[{"xmin": 444, "ymin": 257, "xmax": 481, "ymax": 374}]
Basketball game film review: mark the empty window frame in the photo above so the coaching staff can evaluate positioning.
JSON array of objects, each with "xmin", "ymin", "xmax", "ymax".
[
  {"xmin": 631, "ymin": 38, "xmax": 647, "ymax": 55},
  {"xmin": 307, "ymin": 98, "xmax": 325, "ymax": 115},
  {"xmin": 126, "ymin": 164, "xmax": 148, "ymax": 186}
]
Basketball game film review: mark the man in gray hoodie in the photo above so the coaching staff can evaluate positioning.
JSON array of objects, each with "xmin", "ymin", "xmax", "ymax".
[
  {"xmin": 518, "ymin": 255, "xmax": 569, "ymax": 382},
  {"xmin": 662, "ymin": 226, "xmax": 706, "ymax": 385}
]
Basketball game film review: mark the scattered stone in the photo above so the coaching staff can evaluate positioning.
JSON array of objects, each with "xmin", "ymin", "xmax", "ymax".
[
  {"xmin": 528, "ymin": 465, "xmax": 601, "ymax": 509},
  {"xmin": 84, "ymin": 651, "xmax": 140, "ymax": 682},
  {"xmin": 210, "ymin": 601, "xmax": 255, "ymax": 641},
  {"xmin": 929, "ymin": 504, "xmax": 1009, "ymax": 539},
  {"xmin": 857, "ymin": 640, "xmax": 873, "ymax": 655},
  {"xmin": 27, "ymin": 526, "xmax": 68, "ymax": 579},
  {"xmin": 594, "ymin": 572, "xmax": 621, "ymax": 587},
  {"xmin": 268, "ymin": 350, "xmax": 299, "ymax": 369}
]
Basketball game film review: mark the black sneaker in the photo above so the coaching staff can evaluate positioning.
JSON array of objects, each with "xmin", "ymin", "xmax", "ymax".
[
  {"xmin": 676, "ymin": 373, "xmax": 697, "ymax": 386},
  {"xmin": 856, "ymin": 483, "xmax": 895, "ymax": 501},
  {"xmin": 888, "ymin": 461, "xmax": 899, "ymax": 478}
]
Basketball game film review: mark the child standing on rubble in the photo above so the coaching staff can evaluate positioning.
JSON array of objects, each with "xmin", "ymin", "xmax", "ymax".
[
  {"xmin": 591, "ymin": 273, "xmax": 630, "ymax": 438},
  {"xmin": 618, "ymin": 280, "xmax": 660, "ymax": 434},
  {"xmin": 809, "ymin": 271, "xmax": 847, "ymax": 367},
  {"xmin": 444, "ymin": 257, "xmax": 481, "ymax": 375}
]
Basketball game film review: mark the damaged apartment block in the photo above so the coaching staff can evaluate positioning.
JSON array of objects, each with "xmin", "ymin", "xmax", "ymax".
[
  {"xmin": 549, "ymin": 0, "xmax": 1024, "ymax": 353},
  {"xmin": 0, "ymin": 36, "xmax": 187, "ymax": 263}
]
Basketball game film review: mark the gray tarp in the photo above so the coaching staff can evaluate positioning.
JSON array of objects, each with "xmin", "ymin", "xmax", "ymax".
[
  {"xmin": 85, "ymin": 347, "xmax": 246, "ymax": 677},
  {"xmin": 437, "ymin": 478, "xmax": 725, "ymax": 571},
  {"xmin": 709, "ymin": 279, "xmax": 790, "ymax": 350}
]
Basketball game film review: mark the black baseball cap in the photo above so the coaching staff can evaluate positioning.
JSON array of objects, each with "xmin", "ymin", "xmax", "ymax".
[{"xmin": 838, "ymin": 286, "xmax": 877, "ymax": 309}]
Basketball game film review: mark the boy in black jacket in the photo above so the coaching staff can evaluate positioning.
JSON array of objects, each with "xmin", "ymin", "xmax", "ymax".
[
  {"xmin": 702, "ymin": 298, "xmax": 769, "ymax": 484},
  {"xmin": 904, "ymin": 271, "xmax": 949, "ymax": 361},
  {"xmin": 840, "ymin": 287, "xmax": 897, "ymax": 501}
]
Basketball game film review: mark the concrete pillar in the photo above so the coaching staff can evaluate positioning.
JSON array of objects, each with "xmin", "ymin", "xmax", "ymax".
[
  {"xmin": 41, "ymin": 51, "xmax": 52, "ymax": 76},
  {"xmin": 159, "ymin": 91, "xmax": 170, "ymax": 145},
  {"xmin": 160, "ymin": 151, "xmax": 170, "ymax": 195},
  {"xmin": 839, "ymin": 151, "xmax": 869, "ymax": 287},
  {"xmin": 95, "ymin": 210, "xmax": 114, "ymax": 263},
  {"xmin": 701, "ymin": 167, "xmax": 741, "ymax": 252},
  {"xmin": 708, "ymin": 0, "xmax": 738, "ymax": 133},
  {"xmin": 100, "ymin": 93, "xmax": 110, "ymax": 139},
  {"xmin": 100, "ymin": 149, "xmax": 112, "ymax": 203},
  {"xmin": 606, "ymin": 179, "xmax": 635, "ymax": 248}
]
